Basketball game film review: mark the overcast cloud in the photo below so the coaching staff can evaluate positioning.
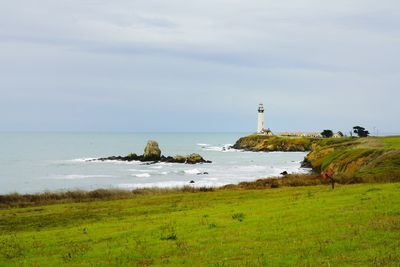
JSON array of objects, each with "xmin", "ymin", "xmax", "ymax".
[{"xmin": 0, "ymin": 0, "xmax": 399, "ymax": 133}]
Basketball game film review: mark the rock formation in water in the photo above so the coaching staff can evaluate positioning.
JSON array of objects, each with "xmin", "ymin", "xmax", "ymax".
[
  {"xmin": 143, "ymin": 140, "xmax": 162, "ymax": 161},
  {"xmin": 95, "ymin": 140, "xmax": 211, "ymax": 164},
  {"xmin": 232, "ymin": 134, "xmax": 315, "ymax": 152}
]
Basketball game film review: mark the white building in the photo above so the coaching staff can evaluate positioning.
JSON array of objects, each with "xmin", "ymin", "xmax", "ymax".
[{"xmin": 257, "ymin": 103, "xmax": 265, "ymax": 133}]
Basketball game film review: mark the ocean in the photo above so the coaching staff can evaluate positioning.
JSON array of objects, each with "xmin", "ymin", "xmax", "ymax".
[{"xmin": 0, "ymin": 133, "xmax": 309, "ymax": 194}]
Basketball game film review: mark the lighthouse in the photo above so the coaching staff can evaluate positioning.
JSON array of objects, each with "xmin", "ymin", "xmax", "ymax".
[{"xmin": 257, "ymin": 103, "xmax": 265, "ymax": 133}]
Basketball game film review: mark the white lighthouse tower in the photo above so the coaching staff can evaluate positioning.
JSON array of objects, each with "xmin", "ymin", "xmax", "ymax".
[{"xmin": 257, "ymin": 103, "xmax": 265, "ymax": 133}]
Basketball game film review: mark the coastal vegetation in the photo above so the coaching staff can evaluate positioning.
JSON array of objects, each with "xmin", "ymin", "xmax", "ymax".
[
  {"xmin": 353, "ymin": 126, "xmax": 370, "ymax": 137},
  {"xmin": 0, "ymin": 174, "xmax": 325, "ymax": 209},
  {"xmin": 0, "ymin": 187, "xmax": 214, "ymax": 209},
  {"xmin": 306, "ymin": 136, "xmax": 400, "ymax": 183},
  {"xmin": 233, "ymin": 133, "xmax": 400, "ymax": 184},
  {"xmin": 1, "ymin": 183, "xmax": 399, "ymax": 266},
  {"xmin": 232, "ymin": 134, "xmax": 315, "ymax": 152},
  {"xmin": 320, "ymin": 129, "xmax": 334, "ymax": 138}
]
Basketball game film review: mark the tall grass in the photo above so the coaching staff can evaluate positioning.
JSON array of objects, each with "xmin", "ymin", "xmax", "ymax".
[
  {"xmin": 3, "ymin": 170, "xmax": 399, "ymax": 209},
  {"xmin": 0, "ymin": 186, "xmax": 215, "ymax": 209},
  {"xmin": 222, "ymin": 174, "xmax": 327, "ymax": 190},
  {"xmin": 0, "ymin": 174, "xmax": 335, "ymax": 209}
]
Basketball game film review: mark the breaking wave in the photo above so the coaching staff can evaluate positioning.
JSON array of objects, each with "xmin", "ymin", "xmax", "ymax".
[
  {"xmin": 134, "ymin": 173, "xmax": 151, "ymax": 178},
  {"xmin": 197, "ymin": 143, "xmax": 237, "ymax": 152},
  {"xmin": 51, "ymin": 174, "xmax": 114, "ymax": 180}
]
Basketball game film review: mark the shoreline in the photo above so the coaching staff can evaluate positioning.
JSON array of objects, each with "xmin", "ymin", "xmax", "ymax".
[
  {"xmin": 0, "ymin": 160, "xmax": 311, "ymax": 196},
  {"xmin": 1, "ymin": 152, "xmax": 309, "ymax": 195},
  {"xmin": 0, "ymin": 173, "xmax": 336, "ymax": 209},
  {"xmin": 2, "ymin": 134, "xmax": 399, "ymax": 204}
]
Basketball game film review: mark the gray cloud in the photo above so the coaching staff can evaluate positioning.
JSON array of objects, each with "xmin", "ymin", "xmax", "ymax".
[{"xmin": 0, "ymin": 0, "xmax": 399, "ymax": 133}]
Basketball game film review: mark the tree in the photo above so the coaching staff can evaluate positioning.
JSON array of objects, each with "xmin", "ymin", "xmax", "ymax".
[
  {"xmin": 321, "ymin": 129, "xmax": 334, "ymax": 138},
  {"xmin": 353, "ymin": 126, "xmax": 370, "ymax": 137}
]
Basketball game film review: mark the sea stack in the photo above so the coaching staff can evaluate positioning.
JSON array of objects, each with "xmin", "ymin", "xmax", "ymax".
[
  {"xmin": 143, "ymin": 140, "xmax": 162, "ymax": 161},
  {"xmin": 96, "ymin": 140, "xmax": 211, "ymax": 164}
]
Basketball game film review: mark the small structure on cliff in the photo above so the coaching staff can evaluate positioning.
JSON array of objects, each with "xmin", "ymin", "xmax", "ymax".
[
  {"xmin": 255, "ymin": 104, "xmax": 343, "ymax": 139},
  {"xmin": 257, "ymin": 103, "xmax": 273, "ymax": 135}
]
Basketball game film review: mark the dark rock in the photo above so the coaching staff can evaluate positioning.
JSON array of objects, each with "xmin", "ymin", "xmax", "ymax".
[
  {"xmin": 280, "ymin": 171, "xmax": 288, "ymax": 175},
  {"xmin": 95, "ymin": 141, "xmax": 211, "ymax": 165},
  {"xmin": 189, "ymin": 180, "xmax": 195, "ymax": 184},
  {"xmin": 186, "ymin": 153, "xmax": 207, "ymax": 164},
  {"xmin": 141, "ymin": 161, "xmax": 158, "ymax": 165},
  {"xmin": 126, "ymin": 153, "xmax": 139, "ymax": 161},
  {"xmin": 173, "ymin": 155, "xmax": 187, "ymax": 163},
  {"xmin": 301, "ymin": 158, "xmax": 312, "ymax": 168}
]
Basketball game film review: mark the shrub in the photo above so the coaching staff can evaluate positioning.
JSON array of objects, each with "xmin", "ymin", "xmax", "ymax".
[{"xmin": 232, "ymin": 213, "xmax": 245, "ymax": 222}]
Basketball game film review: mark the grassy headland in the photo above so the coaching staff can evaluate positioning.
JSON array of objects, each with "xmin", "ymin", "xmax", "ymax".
[
  {"xmin": 1, "ymin": 183, "xmax": 400, "ymax": 266},
  {"xmin": 306, "ymin": 136, "xmax": 400, "ymax": 183},
  {"xmin": 233, "ymin": 134, "xmax": 400, "ymax": 184},
  {"xmin": 232, "ymin": 134, "xmax": 315, "ymax": 152}
]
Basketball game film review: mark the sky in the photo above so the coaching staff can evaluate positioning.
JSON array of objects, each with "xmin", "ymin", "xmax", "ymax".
[{"xmin": 0, "ymin": 0, "xmax": 399, "ymax": 133}]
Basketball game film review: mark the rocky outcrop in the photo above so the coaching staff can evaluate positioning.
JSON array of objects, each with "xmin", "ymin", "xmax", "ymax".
[
  {"xmin": 96, "ymin": 140, "xmax": 211, "ymax": 164},
  {"xmin": 143, "ymin": 140, "xmax": 161, "ymax": 161},
  {"xmin": 173, "ymin": 155, "xmax": 187, "ymax": 163},
  {"xmin": 232, "ymin": 134, "xmax": 315, "ymax": 152},
  {"xmin": 300, "ymin": 158, "xmax": 312, "ymax": 168},
  {"xmin": 186, "ymin": 153, "xmax": 205, "ymax": 164},
  {"xmin": 303, "ymin": 137, "xmax": 400, "ymax": 183}
]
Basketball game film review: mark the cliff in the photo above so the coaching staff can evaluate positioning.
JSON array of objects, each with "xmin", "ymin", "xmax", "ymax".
[
  {"xmin": 232, "ymin": 134, "xmax": 315, "ymax": 152},
  {"xmin": 305, "ymin": 136, "xmax": 400, "ymax": 183},
  {"xmin": 233, "ymin": 134, "xmax": 400, "ymax": 183}
]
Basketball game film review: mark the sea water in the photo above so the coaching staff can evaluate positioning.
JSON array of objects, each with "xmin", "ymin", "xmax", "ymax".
[{"xmin": 0, "ymin": 133, "xmax": 309, "ymax": 194}]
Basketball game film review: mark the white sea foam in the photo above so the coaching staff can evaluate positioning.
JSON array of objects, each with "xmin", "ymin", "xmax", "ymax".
[
  {"xmin": 117, "ymin": 180, "xmax": 224, "ymax": 189},
  {"xmin": 134, "ymin": 173, "xmax": 151, "ymax": 178},
  {"xmin": 184, "ymin": 169, "xmax": 202, "ymax": 175},
  {"xmin": 150, "ymin": 165, "xmax": 163, "ymax": 169},
  {"xmin": 204, "ymin": 146, "xmax": 222, "ymax": 151},
  {"xmin": 118, "ymin": 181, "xmax": 187, "ymax": 189},
  {"xmin": 113, "ymin": 161, "xmax": 141, "ymax": 165},
  {"xmin": 197, "ymin": 143, "xmax": 210, "ymax": 147},
  {"xmin": 69, "ymin": 158, "xmax": 141, "ymax": 164},
  {"xmin": 234, "ymin": 165, "xmax": 267, "ymax": 172},
  {"xmin": 57, "ymin": 158, "xmax": 97, "ymax": 164},
  {"xmin": 84, "ymin": 159, "xmax": 140, "ymax": 165},
  {"xmin": 202, "ymin": 177, "xmax": 218, "ymax": 181},
  {"xmin": 127, "ymin": 168, "xmax": 142, "ymax": 172},
  {"xmin": 71, "ymin": 158, "xmax": 98, "ymax": 162},
  {"xmin": 157, "ymin": 162, "xmax": 174, "ymax": 166},
  {"xmin": 198, "ymin": 143, "xmax": 236, "ymax": 152},
  {"xmin": 52, "ymin": 174, "xmax": 114, "ymax": 180}
]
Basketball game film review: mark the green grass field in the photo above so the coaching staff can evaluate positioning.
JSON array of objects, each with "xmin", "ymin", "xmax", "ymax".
[{"xmin": 1, "ymin": 183, "xmax": 400, "ymax": 266}]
